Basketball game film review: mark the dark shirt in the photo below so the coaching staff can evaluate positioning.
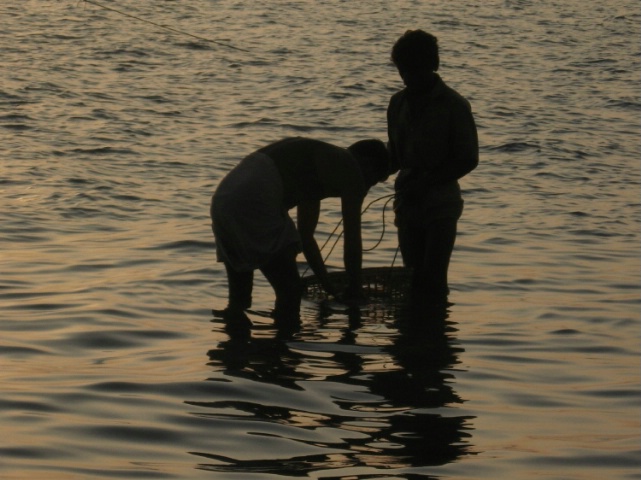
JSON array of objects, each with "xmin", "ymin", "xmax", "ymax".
[
  {"xmin": 258, "ymin": 138, "xmax": 325, "ymax": 209},
  {"xmin": 258, "ymin": 137, "xmax": 366, "ymax": 210},
  {"xmin": 387, "ymin": 74, "xmax": 479, "ymax": 209}
]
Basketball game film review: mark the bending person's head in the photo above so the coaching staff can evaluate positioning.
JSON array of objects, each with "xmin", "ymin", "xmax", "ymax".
[{"xmin": 348, "ymin": 139, "xmax": 390, "ymax": 188}]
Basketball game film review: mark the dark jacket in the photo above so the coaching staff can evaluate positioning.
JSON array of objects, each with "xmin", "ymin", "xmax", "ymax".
[{"xmin": 387, "ymin": 74, "xmax": 479, "ymax": 212}]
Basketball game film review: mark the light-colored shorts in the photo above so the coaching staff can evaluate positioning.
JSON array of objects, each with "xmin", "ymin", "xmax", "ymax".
[{"xmin": 211, "ymin": 152, "xmax": 300, "ymax": 272}]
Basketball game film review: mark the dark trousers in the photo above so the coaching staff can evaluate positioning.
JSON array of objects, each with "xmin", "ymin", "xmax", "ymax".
[
  {"xmin": 224, "ymin": 244, "xmax": 302, "ymax": 322},
  {"xmin": 397, "ymin": 215, "xmax": 459, "ymax": 303}
]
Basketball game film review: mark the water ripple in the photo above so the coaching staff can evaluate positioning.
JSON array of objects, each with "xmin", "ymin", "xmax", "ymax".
[{"xmin": 1, "ymin": 0, "xmax": 638, "ymax": 479}]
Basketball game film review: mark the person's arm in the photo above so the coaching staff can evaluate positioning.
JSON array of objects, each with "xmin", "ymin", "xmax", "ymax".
[
  {"xmin": 341, "ymin": 193, "xmax": 365, "ymax": 300},
  {"xmin": 297, "ymin": 200, "xmax": 337, "ymax": 297},
  {"xmin": 311, "ymin": 143, "xmax": 367, "ymax": 301}
]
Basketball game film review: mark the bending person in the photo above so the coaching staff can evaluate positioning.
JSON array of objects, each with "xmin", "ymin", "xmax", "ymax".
[{"xmin": 211, "ymin": 137, "xmax": 390, "ymax": 328}]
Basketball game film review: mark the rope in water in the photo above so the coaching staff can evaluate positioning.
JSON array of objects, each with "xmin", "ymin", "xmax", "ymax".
[
  {"xmin": 323, "ymin": 193, "xmax": 395, "ymax": 259},
  {"xmin": 81, "ymin": 0, "xmax": 251, "ymax": 53}
]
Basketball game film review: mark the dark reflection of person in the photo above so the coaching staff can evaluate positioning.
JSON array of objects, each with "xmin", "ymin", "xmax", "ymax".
[
  {"xmin": 388, "ymin": 30, "xmax": 479, "ymax": 305},
  {"xmin": 193, "ymin": 303, "xmax": 474, "ymax": 475},
  {"xmin": 210, "ymin": 137, "xmax": 390, "ymax": 333},
  {"xmin": 205, "ymin": 334, "xmax": 308, "ymax": 391},
  {"xmin": 369, "ymin": 304, "xmax": 473, "ymax": 466},
  {"xmin": 325, "ymin": 303, "xmax": 473, "ymax": 469}
]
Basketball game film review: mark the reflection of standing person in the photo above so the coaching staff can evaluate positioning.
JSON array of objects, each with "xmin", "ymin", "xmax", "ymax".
[
  {"xmin": 211, "ymin": 137, "xmax": 390, "ymax": 329},
  {"xmin": 387, "ymin": 30, "xmax": 479, "ymax": 304}
]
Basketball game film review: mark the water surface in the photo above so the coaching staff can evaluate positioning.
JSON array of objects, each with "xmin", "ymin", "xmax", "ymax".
[{"xmin": 1, "ymin": 1, "xmax": 639, "ymax": 478}]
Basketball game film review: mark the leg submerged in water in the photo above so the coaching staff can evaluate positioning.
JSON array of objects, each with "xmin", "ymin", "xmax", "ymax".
[
  {"xmin": 415, "ymin": 216, "xmax": 458, "ymax": 304},
  {"xmin": 397, "ymin": 213, "xmax": 458, "ymax": 306},
  {"xmin": 260, "ymin": 243, "xmax": 303, "ymax": 326},
  {"xmin": 224, "ymin": 262, "xmax": 254, "ymax": 312},
  {"xmin": 213, "ymin": 262, "xmax": 254, "ymax": 336}
]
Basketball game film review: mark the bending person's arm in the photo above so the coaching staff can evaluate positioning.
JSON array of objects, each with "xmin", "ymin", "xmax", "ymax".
[
  {"xmin": 341, "ymin": 193, "xmax": 365, "ymax": 300},
  {"xmin": 297, "ymin": 200, "xmax": 337, "ymax": 296}
]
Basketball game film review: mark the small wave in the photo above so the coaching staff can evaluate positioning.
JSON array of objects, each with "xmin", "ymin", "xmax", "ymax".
[
  {"xmin": 58, "ymin": 207, "xmax": 103, "ymax": 218},
  {"xmin": 0, "ymin": 345, "xmax": 52, "ymax": 357},
  {"xmin": 110, "ymin": 194, "xmax": 143, "ymax": 202},
  {"xmin": 268, "ymin": 47, "xmax": 293, "ymax": 55},
  {"xmin": 0, "ymin": 113, "xmax": 33, "ymax": 130},
  {"xmin": 69, "ymin": 146, "xmax": 139, "ymax": 156},
  {"xmin": 176, "ymin": 41, "xmax": 214, "ymax": 51},
  {"xmin": 605, "ymin": 98, "xmax": 641, "ymax": 111},
  {"xmin": 230, "ymin": 117, "xmax": 278, "ymax": 128},
  {"xmin": 1, "ymin": 124, "xmax": 32, "ymax": 131},
  {"xmin": 482, "ymin": 236, "xmax": 519, "ymax": 245},
  {"xmin": 23, "ymin": 82, "xmax": 66, "ymax": 93},
  {"xmin": 84, "ymin": 425, "xmax": 184, "ymax": 443},
  {"xmin": 488, "ymin": 142, "xmax": 540, "ymax": 153},
  {"xmin": 66, "ymin": 177, "xmax": 95, "ymax": 185},
  {"xmin": 552, "ymin": 329, "xmax": 581, "ymax": 335},
  {"xmin": 0, "ymin": 91, "xmax": 26, "ymax": 104},
  {"xmin": 139, "ymin": 94, "xmax": 171, "ymax": 104},
  {"xmin": 0, "ymin": 113, "xmax": 33, "ymax": 122},
  {"xmin": 10, "ymin": 302, "xmax": 83, "ymax": 311},
  {"xmin": 98, "ymin": 48, "xmax": 151, "ymax": 57},
  {"xmin": 59, "ymin": 329, "xmax": 184, "ymax": 350},
  {"xmin": 0, "ymin": 446, "xmax": 64, "ymax": 460},
  {"xmin": 43, "ymin": 34, "xmax": 83, "ymax": 41},
  {"xmin": 281, "ymin": 123, "xmax": 315, "ymax": 132},
  {"xmin": 145, "ymin": 240, "xmax": 213, "ymax": 252},
  {"xmin": 63, "ymin": 263, "xmax": 115, "ymax": 273}
]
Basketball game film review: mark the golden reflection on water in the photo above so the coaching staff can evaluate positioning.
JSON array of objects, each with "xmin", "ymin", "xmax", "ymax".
[{"xmin": 1, "ymin": 0, "xmax": 639, "ymax": 478}]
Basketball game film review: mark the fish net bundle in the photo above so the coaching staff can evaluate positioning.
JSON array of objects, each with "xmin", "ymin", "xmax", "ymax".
[{"xmin": 301, "ymin": 266, "xmax": 411, "ymax": 300}]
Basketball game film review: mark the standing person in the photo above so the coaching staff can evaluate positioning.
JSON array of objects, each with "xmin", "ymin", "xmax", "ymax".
[
  {"xmin": 387, "ymin": 30, "xmax": 479, "ymax": 305},
  {"xmin": 211, "ymin": 137, "xmax": 390, "ymax": 330}
]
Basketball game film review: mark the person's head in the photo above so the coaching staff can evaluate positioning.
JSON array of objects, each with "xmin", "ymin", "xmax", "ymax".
[
  {"xmin": 391, "ymin": 30, "xmax": 439, "ymax": 90},
  {"xmin": 348, "ymin": 139, "xmax": 390, "ymax": 188}
]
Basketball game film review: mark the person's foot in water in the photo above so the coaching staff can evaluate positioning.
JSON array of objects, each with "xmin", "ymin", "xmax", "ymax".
[{"xmin": 220, "ymin": 307, "xmax": 252, "ymax": 339}]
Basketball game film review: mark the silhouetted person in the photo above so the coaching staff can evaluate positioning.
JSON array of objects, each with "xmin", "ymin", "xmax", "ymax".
[
  {"xmin": 388, "ymin": 30, "xmax": 479, "ymax": 305},
  {"xmin": 211, "ymin": 137, "xmax": 390, "ymax": 330}
]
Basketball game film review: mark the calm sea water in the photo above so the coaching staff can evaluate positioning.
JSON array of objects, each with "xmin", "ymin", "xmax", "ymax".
[{"xmin": 1, "ymin": 1, "xmax": 639, "ymax": 479}]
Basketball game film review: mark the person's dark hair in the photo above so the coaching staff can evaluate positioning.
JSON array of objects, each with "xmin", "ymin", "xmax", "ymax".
[
  {"xmin": 348, "ymin": 139, "xmax": 390, "ymax": 183},
  {"xmin": 391, "ymin": 29, "xmax": 439, "ymax": 72}
]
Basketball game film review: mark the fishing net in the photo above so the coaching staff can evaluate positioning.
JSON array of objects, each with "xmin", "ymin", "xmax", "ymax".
[{"xmin": 301, "ymin": 266, "xmax": 411, "ymax": 300}]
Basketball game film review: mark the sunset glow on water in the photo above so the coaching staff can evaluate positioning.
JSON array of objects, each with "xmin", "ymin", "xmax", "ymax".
[{"xmin": 1, "ymin": 1, "xmax": 639, "ymax": 478}]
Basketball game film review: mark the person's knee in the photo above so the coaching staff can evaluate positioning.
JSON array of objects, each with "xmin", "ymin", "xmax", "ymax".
[{"xmin": 261, "ymin": 245, "xmax": 302, "ymax": 300}]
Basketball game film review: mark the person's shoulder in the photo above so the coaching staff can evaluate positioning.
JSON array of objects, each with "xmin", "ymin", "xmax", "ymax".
[
  {"xmin": 388, "ymin": 89, "xmax": 407, "ymax": 116},
  {"xmin": 268, "ymin": 136, "xmax": 330, "ymax": 149},
  {"xmin": 390, "ymin": 88, "xmax": 406, "ymax": 100},
  {"xmin": 266, "ymin": 137, "xmax": 342, "ymax": 159},
  {"xmin": 389, "ymin": 89, "xmax": 407, "ymax": 105},
  {"xmin": 288, "ymin": 137, "xmax": 344, "ymax": 154},
  {"xmin": 436, "ymin": 77, "xmax": 472, "ymax": 110},
  {"xmin": 282, "ymin": 137, "xmax": 326, "ymax": 150}
]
